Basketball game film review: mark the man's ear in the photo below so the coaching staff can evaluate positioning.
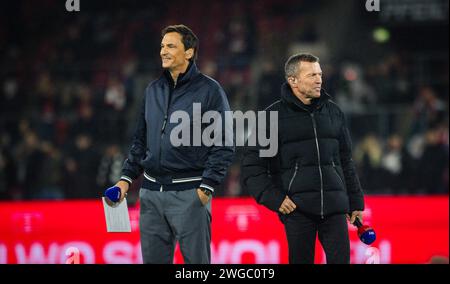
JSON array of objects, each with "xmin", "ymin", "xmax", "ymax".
[
  {"xmin": 288, "ymin": 77, "xmax": 297, "ymax": 87},
  {"xmin": 185, "ymin": 48, "xmax": 194, "ymax": 60}
]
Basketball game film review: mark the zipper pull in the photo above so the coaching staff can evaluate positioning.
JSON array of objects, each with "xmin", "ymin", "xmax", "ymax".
[{"xmin": 161, "ymin": 115, "xmax": 168, "ymax": 133}]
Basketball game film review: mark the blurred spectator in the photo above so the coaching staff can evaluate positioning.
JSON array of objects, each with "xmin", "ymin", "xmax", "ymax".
[
  {"xmin": 72, "ymin": 102, "xmax": 98, "ymax": 139},
  {"xmin": 353, "ymin": 134, "xmax": 383, "ymax": 193},
  {"xmin": 410, "ymin": 86, "xmax": 447, "ymax": 136},
  {"xmin": 102, "ymin": 76, "xmax": 127, "ymax": 144},
  {"xmin": 96, "ymin": 144, "xmax": 125, "ymax": 190},
  {"xmin": 35, "ymin": 72, "xmax": 58, "ymax": 142},
  {"xmin": 104, "ymin": 76, "xmax": 127, "ymax": 111},
  {"xmin": 64, "ymin": 133, "xmax": 100, "ymax": 199},
  {"xmin": 416, "ymin": 126, "xmax": 449, "ymax": 194},
  {"xmin": 379, "ymin": 134, "xmax": 415, "ymax": 193},
  {"xmin": 0, "ymin": 132, "xmax": 18, "ymax": 200},
  {"xmin": 201, "ymin": 60, "xmax": 218, "ymax": 78},
  {"xmin": 35, "ymin": 141, "xmax": 64, "ymax": 199},
  {"xmin": 367, "ymin": 55, "xmax": 411, "ymax": 105},
  {"xmin": 1, "ymin": 78, "xmax": 22, "ymax": 125},
  {"xmin": 255, "ymin": 60, "xmax": 284, "ymax": 110},
  {"xmin": 15, "ymin": 132, "xmax": 44, "ymax": 199},
  {"xmin": 335, "ymin": 64, "xmax": 377, "ymax": 114},
  {"xmin": 218, "ymin": 2, "xmax": 256, "ymax": 70}
]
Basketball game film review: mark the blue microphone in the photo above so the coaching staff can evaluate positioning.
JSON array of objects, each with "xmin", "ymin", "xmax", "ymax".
[
  {"xmin": 104, "ymin": 186, "xmax": 121, "ymax": 203},
  {"xmin": 354, "ymin": 218, "xmax": 376, "ymax": 245}
]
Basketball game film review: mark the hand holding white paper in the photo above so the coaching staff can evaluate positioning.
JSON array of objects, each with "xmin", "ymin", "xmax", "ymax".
[{"xmin": 102, "ymin": 197, "xmax": 131, "ymax": 232}]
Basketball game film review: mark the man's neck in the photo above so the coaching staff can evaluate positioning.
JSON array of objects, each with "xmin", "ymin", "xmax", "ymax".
[
  {"xmin": 169, "ymin": 61, "xmax": 190, "ymax": 83},
  {"xmin": 293, "ymin": 91, "xmax": 313, "ymax": 105},
  {"xmin": 170, "ymin": 71, "xmax": 180, "ymax": 84}
]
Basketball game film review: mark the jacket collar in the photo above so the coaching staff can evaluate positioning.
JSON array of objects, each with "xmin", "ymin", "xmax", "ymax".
[
  {"xmin": 163, "ymin": 61, "xmax": 199, "ymax": 88},
  {"xmin": 280, "ymin": 82, "xmax": 331, "ymax": 112}
]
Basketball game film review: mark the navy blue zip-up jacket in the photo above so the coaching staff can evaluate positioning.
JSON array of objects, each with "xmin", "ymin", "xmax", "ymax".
[{"xmin": 121, "ymin": 62, "xmax": 235, "ymax": 192}]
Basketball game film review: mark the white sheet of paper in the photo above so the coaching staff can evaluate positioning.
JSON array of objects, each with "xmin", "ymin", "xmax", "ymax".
[{"xmin": 102, "ymin": 197, "xmax": 131, "ymax": 232}]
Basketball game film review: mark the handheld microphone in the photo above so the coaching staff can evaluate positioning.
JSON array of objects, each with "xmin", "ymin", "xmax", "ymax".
[
  {"xmin": 353, "ymin": 218, "xmax": 376, "ymax": 245},
  {"xmin": 104, "ymin": 186, "xmax": 121, "ymax": 204}
]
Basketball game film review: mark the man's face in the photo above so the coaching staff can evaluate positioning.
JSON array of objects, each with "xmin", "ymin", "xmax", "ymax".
[
  {"xmin": 295, "ymin": 61, "xmax": 323, "ymax": 99},
  {"xmin": 160, "ymin": 32, "xmax": 192, "ymax": 71}
]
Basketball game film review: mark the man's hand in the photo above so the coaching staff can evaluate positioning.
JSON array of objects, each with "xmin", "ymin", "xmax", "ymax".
[
  {"xmin": 278, "ymin": 196, "xmax": 297, "ymax": 215},
  {"xmin": 197, "ymin": 188, "xmax": 211, "ymax": 206},
  {"xmin": 347, "ymin": 211, "xmax": 363, "ymax": 224},
  {"xmin": 115, "ymin": 180, "xmax": 130, "ymax": 203}
]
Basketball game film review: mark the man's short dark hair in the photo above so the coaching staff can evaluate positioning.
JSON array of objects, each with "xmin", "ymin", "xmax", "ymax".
[
  {"xmin": 162, "ymin": 24, "xmax": 199, "ymax": 62},
  {"xmin": 284, "ymin": 53, "xmax": 320, "ymax": 80}
]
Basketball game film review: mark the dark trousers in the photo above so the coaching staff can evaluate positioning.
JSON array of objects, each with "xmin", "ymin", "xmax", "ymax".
[{"xmin": 283, "ymin": 211, "xmax": 350, "ymax": 264}]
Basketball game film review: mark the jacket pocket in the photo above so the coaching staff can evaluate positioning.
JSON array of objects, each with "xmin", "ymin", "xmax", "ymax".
[
  {"xmin": 141, "ymin": 150, "xmax": 156, "ymax": 169},
  {"xmin": 331, "ymin": 160, "xmax": 345, "ymax": 189},
  {"xmin": 287, "ymin": 162, "xmax": 299, "ymax": 193}
]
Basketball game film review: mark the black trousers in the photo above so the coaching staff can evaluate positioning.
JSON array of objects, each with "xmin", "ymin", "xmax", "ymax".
[{"xmin": 283, "ymin": 211, "xmax": 350, "ymax": 264}]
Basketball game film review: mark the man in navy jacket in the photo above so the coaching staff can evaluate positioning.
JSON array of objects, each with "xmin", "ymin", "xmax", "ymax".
[{"xmin": 114, "ymin": 25, "xmax": 235, "ymax": 264}]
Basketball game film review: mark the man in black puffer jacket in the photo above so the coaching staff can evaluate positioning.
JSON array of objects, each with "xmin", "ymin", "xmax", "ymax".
[{"xmin": 241, "ymin": 53, "xmax": 364, "ymax": 264}]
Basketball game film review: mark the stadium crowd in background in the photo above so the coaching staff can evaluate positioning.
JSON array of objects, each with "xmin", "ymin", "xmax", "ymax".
[{"xmin": 0, "ymin": 0, "xmax": 448, "ymax": 200}]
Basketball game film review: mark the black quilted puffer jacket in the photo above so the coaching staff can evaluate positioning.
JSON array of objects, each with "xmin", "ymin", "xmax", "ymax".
[{"xmin": 241, "ymin": 83, "xmax": 364, "ymax": 218}]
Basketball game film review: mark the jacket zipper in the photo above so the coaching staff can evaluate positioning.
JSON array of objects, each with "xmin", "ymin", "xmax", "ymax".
[
  {"xmin": 310, "ymin": 113, "xmax": 324, "ymax": 219},
  {"xmin": 159, "ymin": 114, "xmax": 168, "ymax": 176},
  {"xmin": 161, "ymin": 115, "xmax": 168, "ymax": 135},
  {"xmin": 158, "ymin": 82, "xmax": 175, "ymax": 183},
  {"xmin": 287, "ymin": 162, "xmax": 299, "ymax": 193},
  {"xmin": 332, "ymin": 161, "xmax": 345, "ymax": 188}
]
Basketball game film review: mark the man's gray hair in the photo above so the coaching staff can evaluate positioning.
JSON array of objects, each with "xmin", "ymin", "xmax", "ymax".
[{"xmin": 284, "ymin": 53, "xmax": 319, "ymax": 80}]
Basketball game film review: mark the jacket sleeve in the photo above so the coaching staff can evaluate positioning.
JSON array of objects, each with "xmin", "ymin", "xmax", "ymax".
[
  {"xmin": 199, "ymin": 87, "xmax": 235, "ymax": 193},
  {"xmin": 240, "ymin": 111, "xmax": 285, "ymax": 212},
  {"xmin": 338, "ymin": 110, "xmax": 364, "ymax": 212},
  {"xmin": 120, "ymin": 95, "xmax": 147, "ymax": 184}
]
